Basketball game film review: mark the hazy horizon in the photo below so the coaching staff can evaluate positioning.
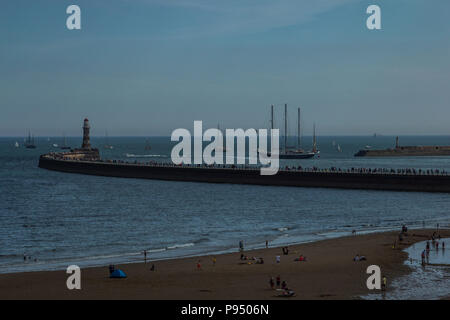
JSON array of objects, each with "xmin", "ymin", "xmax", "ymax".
[{"xmin": 1, "ymin": 0, "xmax": 450, "ymax": 136}]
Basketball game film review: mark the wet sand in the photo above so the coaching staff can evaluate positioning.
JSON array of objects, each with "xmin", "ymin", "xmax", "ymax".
[{"xmin": 0, "ymin": 229, "xmax": 448, "ymax": 300}]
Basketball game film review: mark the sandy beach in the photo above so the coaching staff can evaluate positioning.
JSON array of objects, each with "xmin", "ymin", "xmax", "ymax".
[{"xmin": 0, "ymin": 228, "xmax": 448, "ymax": 300}]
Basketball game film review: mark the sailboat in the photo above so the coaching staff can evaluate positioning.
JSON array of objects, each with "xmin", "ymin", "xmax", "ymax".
[
  {"xmin": 14, "ymin": 141, "xmax": 19, "ymax": 148},
  {"xmin": 104, "ymin": 131, "xmax": 113, "ymax": 149},
  {"xmin": 145, "ymin": 138, "xmax": 151, "ymax": 151},
  {"xmin": 279, "ymin": 104, "xmax": 318, "ymax": 159},
  {"xmin": 60, "ymin": 134, "xmax": 71, "ymax": 150},
  {"xmin": 24, "ymin": 131, "xmax": 36, "ymax": 149}
]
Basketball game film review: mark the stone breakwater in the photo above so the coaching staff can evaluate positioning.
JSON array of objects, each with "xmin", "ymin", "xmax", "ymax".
[{"xmin": 38, "ymin": 153, "xmax": 450, "ymax": 193}]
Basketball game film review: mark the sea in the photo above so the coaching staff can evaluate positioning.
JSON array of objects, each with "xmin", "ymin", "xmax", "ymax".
[{"xmin": 1, "ymin": 135, "xmax": 449, "ymax": 298}]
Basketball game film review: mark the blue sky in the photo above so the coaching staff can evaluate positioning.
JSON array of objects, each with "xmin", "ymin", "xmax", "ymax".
[{"xmin": 1, "ymin": 0, "xmax": 449, "ymax": 136}]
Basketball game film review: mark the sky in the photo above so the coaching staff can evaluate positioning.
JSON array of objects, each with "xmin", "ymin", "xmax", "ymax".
[{"xmin": 1, "ymin": 0, "xmax": 450, "ymax": 136}]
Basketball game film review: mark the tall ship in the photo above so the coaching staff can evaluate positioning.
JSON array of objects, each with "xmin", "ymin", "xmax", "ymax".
[
  {"xmin": 355, "ymin": 136, "xmax": 450, "ymax": 157},
  {"xmin": 24, "ymin": 131, "xmax": 36, "ymax": 149},
  {"xmin": 278, "ymin": 104, "xmax": 318, "ymax": 159}
]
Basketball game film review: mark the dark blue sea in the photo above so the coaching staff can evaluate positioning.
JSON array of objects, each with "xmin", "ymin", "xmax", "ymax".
[{"xmin": 1, "ymin": 135, "xmax": 450, "ymax": 277}]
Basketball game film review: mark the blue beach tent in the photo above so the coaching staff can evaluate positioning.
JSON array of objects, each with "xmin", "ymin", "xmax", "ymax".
[{"xmin": 110, "ymin": 269, "xmax": 127, "ymax": 278}]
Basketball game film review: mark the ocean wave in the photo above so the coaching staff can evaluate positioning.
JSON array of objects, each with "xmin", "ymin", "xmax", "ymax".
[
  {"xmin": 146, "ymin": 248, "xmax": 166, "ymax": 253},
  {"xmin": 167, "ymin": 243, "xmax": 195, "ymax": 250},
  {"xmin": 277, "ymin": 227, "xmax": 289, "ymax": 232}
]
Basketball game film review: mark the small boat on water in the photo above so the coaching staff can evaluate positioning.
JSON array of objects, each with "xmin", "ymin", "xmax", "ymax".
[
  {"xmin": 145, "ymin": 138, "xmax": 151, "ymax": 151},
  {"xmin": 104, "ymin": 131, "xmax": 113, "ymax": 149},
  {"xmin": 60, "ymin": 134, "xmax": 71, "ymax": 150}
]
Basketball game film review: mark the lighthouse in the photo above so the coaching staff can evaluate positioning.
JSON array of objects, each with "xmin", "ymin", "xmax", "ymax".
[{"xmin": 82, "ymin": 118, "xmax": 92, "ymax": 150}]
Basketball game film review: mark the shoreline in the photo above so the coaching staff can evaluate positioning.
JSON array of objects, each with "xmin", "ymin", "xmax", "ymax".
[
  {"xmin": 0, "ymin": 225, "xmax": 439, "ymax": 276},
  {"xmin": 1, "ymin": 228, "xmax": 448, "ymax": 299}
]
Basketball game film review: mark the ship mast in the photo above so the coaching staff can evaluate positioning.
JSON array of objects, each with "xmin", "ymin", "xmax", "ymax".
[
  {"xmin": 312, "ymin": 123, "xmax": 317, "ymax": 153},
  {"xmin": 270, "ymin": 105, "xmax": 274, "ymax": 130},
  {"xmin": 284, "ymin": 103, "xmax": 287, "ymax": 154},
  {"xmin": 297, "ymin": 107, "xmax": 301, "ymax": 150}
]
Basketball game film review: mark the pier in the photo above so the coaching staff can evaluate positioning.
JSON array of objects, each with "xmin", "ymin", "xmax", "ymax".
[{"xmin": 39, "ymin": 154, "xmax": 450, "ymax": 193}]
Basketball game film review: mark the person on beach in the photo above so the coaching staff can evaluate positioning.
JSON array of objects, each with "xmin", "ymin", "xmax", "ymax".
[
  {"xmin": 239, "ymin": 240, "xmax": 244, "ymax": 252},
  {"xmin": 294, "ymin": 254, "xmax": 306, "ymax": 262},
  {"xmin": 109, "ymin": 264, "xmax": 115, "ymax": 275},
  {"xmin": 276, "ymin": 275, "xmax": 281, "ymax": 288},
  {"xmin": 150, "ymin": 264, "xmax": 155, "ymax": 271},
  {"xmin": 269, "ymin": 277, "xmax": 275, "ymax": 289},
  {"xmin": 353, "ymin": 254, "xmax": 360, "ymax": 261},
  {"xmin": 382, "ymin": 276, "xmax": 387, "ymax": 291},
  {"xmin": 143, "ymin": 250, "xmax": 147, "ymax": 264},
  {"xmin": 197, "ymin": 260, "xmax": 202, "ymax": 270},
  {"xmin": 281, "ymin": 281, "xmax": 287, "ymax": 290},
  {"xmin": 435, "ymin": 241, "xmax": 439, "ymax": 250},
  {"xmin": 266, "ymin": 240, "xmax": 269, "ymax": 249},
  {"xmin": 212, "ymin": 256, "xmax": 216, "ymax": 266},
  {"xmin": 276, "ymin": 256, "xmax": 281, "ymax": 263}
]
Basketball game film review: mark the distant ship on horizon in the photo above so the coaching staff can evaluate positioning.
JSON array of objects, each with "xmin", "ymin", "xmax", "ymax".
[
  {"xmin": 259, "ymin": 104, "xmax": 318, "ymax": 159},
  {"xmin": 278, "ymin": 104, "xmax": 318, "ymax": 159},
  {"xmin": 355, "ymin": 136, "xmax": 450, "ymax": 157},
  {"xmin": 24, "ymin": 131, "xmax": 36, "ymax": 149},
  {"xmin": 104, "ymin": 131, "xmax": 113, "ymax": 150},
  {"xmin": 60, "ymin": 134, "xmax": 71, "ymax": 150}
]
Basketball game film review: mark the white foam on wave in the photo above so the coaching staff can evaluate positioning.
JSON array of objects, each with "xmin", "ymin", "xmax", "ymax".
[{"xmin": 167, "ymin": 243, "xmax": 195, "ymax": 250}]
